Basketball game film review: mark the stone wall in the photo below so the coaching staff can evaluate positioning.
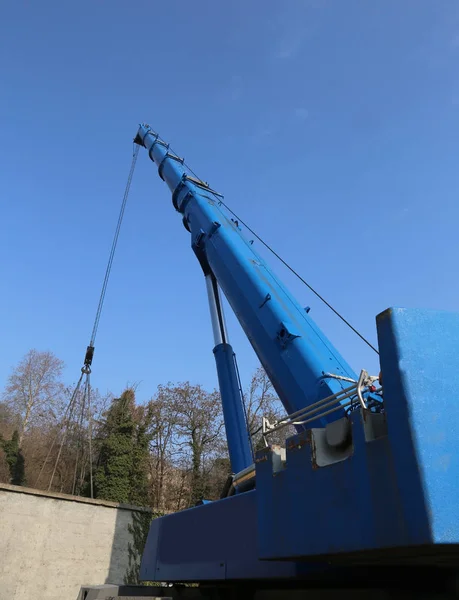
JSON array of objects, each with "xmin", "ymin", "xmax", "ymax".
[{"xmin": 0, "ymin": 483, "xmax": 151, "ymax": 600}]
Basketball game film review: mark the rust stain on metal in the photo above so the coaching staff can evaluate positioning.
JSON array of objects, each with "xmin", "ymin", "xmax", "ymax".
[
  {"xmin": 310, "ymin": 430, "xmax": 319, "ymax": 470},
  {"xmin": 255, "ymin": 447, "xmax": 270, "ymax": 463},
  {"xmin": 286, "ymin": 439, "xmax": 302, "ymax": 452},
  {"xmin": 287, "ymin": 430, "xmax": 310, "ymax": 452},
  {"xmin": 255, "ymin": 454, "xmax": 268, "ymax": 463}
]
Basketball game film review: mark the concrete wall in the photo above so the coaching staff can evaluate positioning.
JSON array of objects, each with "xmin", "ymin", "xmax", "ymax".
[{"xmin": 0, "ymin": 483, "xmax": 151, "ymax": 600}]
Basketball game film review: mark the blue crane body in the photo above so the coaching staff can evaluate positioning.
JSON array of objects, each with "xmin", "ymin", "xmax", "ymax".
[{"xmin": 133, "ymin": 124, "xmax": 459, "ymax": 584}]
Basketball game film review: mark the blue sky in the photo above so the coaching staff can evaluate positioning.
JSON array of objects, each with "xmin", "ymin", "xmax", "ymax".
[{"xmin": 1, "ymin": 1, "xmax": 459, "ymax": 403}]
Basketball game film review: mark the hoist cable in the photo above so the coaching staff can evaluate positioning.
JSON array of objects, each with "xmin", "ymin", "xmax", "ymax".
[
  {"xmin": 47, "ymin": 373, "xmax": 84, "ymax": 491},
  {"xmin": 39, "ymin": 146, "xmax": 139, "ymax": 496},
  {"xmin": 71, "ymin": 380, "xmax": 88, "ymax": 496},
  {"xmin": 89, "ymin": 144, "xmax": 140, "ymax": 347},
  {"xmin": 85, "ymin": 372, "xmax": 94, "ymax": 499},
  {"xmin": 34, "ymin": 372, "xmax": 84, "ymax": 487},
  {"xmin": 164, "ymin": 140, "xmax": 379, "ymax": 356},
  {"xmin": 217, "ymin": 199, "xmax": 379, "ymax": 355}
]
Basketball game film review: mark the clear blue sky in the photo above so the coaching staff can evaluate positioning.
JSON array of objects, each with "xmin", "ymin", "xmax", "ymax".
[{"xmin": 1, "ymin": 1, "xmax": 458, "ymax": 403}]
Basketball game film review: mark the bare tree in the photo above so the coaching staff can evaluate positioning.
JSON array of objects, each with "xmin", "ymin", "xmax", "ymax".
[
  {"xmin": 245, "ymin": 366, "xmax": 285, "ymax": 449},
  {"xmin": 22, "ymin": 384, "xmax": 113, "ymax": 495},
  {"xmin": 163, "ymin": 382, "xmax": 224, "ymax": 505},
  {"xmin": 147, "ymin": 386, "xmax": 180, "ymax": 511},
  {"xmin": 3, "ymin": 350, "xmax": 65, "ymax": 446}
]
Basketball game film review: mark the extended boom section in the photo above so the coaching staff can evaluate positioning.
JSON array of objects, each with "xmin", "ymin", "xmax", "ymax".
[{"xmin": 135, "ymin": 124, "xmax": 358, "ymax": 419}]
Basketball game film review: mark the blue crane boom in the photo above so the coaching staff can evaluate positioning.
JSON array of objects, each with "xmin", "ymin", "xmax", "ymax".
[
  {"xmin": 132, "ymin": 124, "xmax": 459, "ymax": 590},
  {"xmin": 135, "ymin": 124, "xmax": 358, "ymax": 472}
]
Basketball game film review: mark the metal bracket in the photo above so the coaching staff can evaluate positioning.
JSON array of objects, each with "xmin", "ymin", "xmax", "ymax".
[
  {"xmin": 276, "ymin": 322, "xmax": 300, "ymax": 349},
  {"xmin": 172, "ymin": 176, "xmax": 195, "ymax": 213},
  {"xmin": 208, "ymin": 221, "xmax": 221, "ymax": 238},
  {"xmin": 172, "ymin": 176, "xmax": 186, "ymax": 210},
  {"xmin": 183, "ymin": 174, "xmax": 224, "ymax": 198},
  {"xmin": 194, "ymin": 229, "xmax": 206, "ymax": 249},
  {"xmin": 158, "ymin": 152, "xmax": 185, "ymax": 181},
  {"xmin": 260, "ymin": 293, "xmax": 271, "ymax": 309}
]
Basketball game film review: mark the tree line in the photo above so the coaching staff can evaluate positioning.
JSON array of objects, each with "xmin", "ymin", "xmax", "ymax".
[{"xmin": 0, "ymin": 349, "xmax": 285, "ymax": 511}]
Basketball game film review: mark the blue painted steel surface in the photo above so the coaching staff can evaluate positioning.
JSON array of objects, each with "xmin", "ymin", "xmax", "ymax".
[
  {"xmin": 256, "ymin": 307, "xmax": 459, "ymax": 561},
  {"xmin": 213, "ymin": 342, "xmax": 253, "ymax": 472},
  {"xmin": 256, "ymin": 411, "xmax": 404, "ymax": 559},
  {"xmin": 136, "ymin": 124, "xmax": 358, "ymax": 423},
  {"xmin": 140, "ymin": 490, "xmax": 321, "ymax": 582},
  {"xmin": 377, "ymin": 308, "xmax": 459, "ymax": 545}
]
